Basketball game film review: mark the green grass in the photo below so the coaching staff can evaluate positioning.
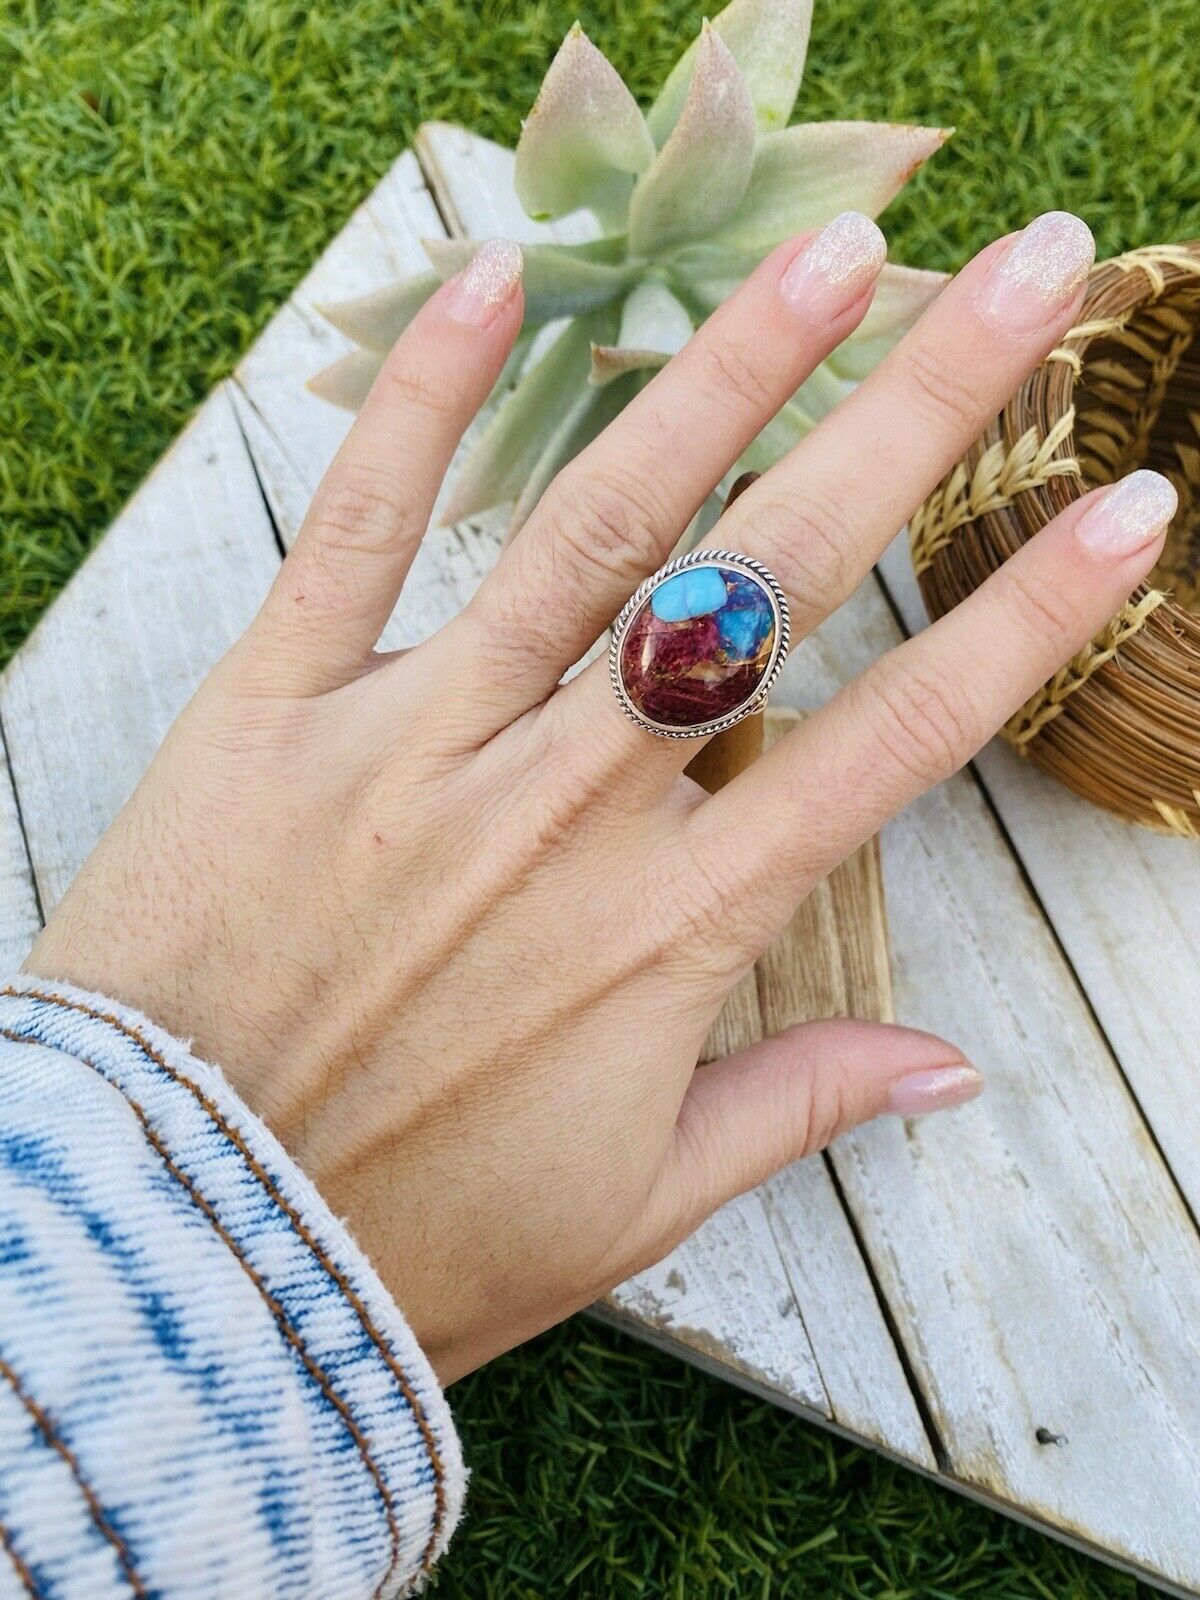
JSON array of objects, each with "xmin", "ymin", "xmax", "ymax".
[{"xmin": 1, "ymin": 0, "xmax": 1193, "ymax": 1591}]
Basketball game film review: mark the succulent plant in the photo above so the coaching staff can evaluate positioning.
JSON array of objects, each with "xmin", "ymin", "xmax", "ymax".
[{"xmin": 312, "ymin": 0, "xmax": 950, "ymax": 538}]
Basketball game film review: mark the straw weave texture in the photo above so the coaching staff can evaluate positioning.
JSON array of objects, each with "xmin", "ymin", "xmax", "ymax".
[{"xmin": 911, "ymin": 242, "xmax": 1200, "ymax": 834}]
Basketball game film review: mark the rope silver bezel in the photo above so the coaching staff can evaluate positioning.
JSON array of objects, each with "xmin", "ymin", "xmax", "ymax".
[{"xmin": 607, "ymin": 548, "xmax": 792, "ymax": 740}]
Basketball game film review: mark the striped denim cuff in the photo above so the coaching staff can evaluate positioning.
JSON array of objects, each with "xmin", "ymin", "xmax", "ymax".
[{"xmin": 0, "ymin": 978, "xmax": 465, "ymax": 1599}]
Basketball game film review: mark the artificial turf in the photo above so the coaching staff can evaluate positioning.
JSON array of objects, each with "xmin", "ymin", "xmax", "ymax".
[{"xmin": 2, "ymin": 0, "xmax": 1196, "ymax": 1592}]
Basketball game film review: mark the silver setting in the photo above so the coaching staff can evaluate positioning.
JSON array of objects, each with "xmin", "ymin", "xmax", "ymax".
[{"xmin": 608, "ymin": 548, "xmax": 792, "ymax": 739}]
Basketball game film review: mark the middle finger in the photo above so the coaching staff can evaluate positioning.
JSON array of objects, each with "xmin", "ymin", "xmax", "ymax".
[
  {"xmin": 450, "ymin": 213, "xmax": 890, "ymax": 724},
  {"xmin": 557, "ymin": 210, "xmax": 1095, "ymax": 778}
]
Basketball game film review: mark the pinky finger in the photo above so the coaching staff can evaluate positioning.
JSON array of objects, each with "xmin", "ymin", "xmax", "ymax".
[{"xmin": 696, "ymin": 469, "xmax": 1176, "ymax": 934}]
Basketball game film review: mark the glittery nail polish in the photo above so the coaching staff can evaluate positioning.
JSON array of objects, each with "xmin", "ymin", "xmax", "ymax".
[
  {"xmin": 444, "ymin": 238, "xmax": 524, "ymax": 327},
  {"xmin": 1075, "ymin": 470, "xmax": 1177, "ymax": 558},
  {"xmin": 780, "ymin": 212, "xmax": 887, "ymax": 321},
  {"xmin": 886, "ymin": 1063, "xmax": 983, "ymax": 1118},
  {"xmin": 978, "ymin": 211, "xmax": 1094, "ymax": 332}
]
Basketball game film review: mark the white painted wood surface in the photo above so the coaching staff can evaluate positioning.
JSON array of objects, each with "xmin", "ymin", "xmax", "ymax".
[
  {"xmin": 2, "ymin": 125, "xmax": 1199, "ymax": 1594},
  {"xmin": 879, "ymin": 528, "xmax": 1200, "ymax": 1220},
  {"xmin": 0, "ymin": 731, "xmax": 40, "ymax": 975},
  {"xmin": 0, "ymin": 389, "xmax": 280, "ymax": 914}
]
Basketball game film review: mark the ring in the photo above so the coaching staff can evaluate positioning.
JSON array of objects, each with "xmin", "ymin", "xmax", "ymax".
[{"xmin": 608, "ymin": 549, "xmax": 791, "ymax": 739}]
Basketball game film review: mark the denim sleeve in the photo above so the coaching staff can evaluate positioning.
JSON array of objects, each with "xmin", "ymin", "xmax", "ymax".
[{"xmin": 0, "ymin": 979, "xmax": 465, "ymax": 1600}]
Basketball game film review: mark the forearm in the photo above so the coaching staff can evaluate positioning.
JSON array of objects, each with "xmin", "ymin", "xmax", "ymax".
[{"xmin": 0, "ymin": 979, "xmax": 463, "ymax": 1600}]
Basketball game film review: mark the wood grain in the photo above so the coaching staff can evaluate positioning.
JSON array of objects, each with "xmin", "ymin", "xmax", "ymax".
[
  {"xmin": 0, "ymin": 387, "xmax": 280, "ymax": 914},
  {"xmin": 785, "ymin": 565, "xmax": 1200, "ymax": 1592},
  {"xmin": 0, "ymin": 727, "xmax": 41, "ymax": 973},
  {"xmin": 879, "ymin": 526, "xmax": 1200, "ymax": 1225}
]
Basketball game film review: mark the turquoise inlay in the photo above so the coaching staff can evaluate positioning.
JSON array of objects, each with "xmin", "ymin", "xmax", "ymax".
[
  {"xmin": 716, "ymin": 599, "xmax": 772, "ymax": 660},
  {"xmin": 650, "ymin": 566, "xmax": 727, "ymax": 622}
]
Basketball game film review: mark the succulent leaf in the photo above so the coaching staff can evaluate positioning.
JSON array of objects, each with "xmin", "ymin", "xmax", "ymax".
[
  {"xmin": 706, "ymin": 122, "xmax": 952, "ymax": 254},
  {"xmin": 824, "ymin": 262, "xmax": 948, "ymax": 379},
  {"xmin": 514, "ymin": 24, "xmax": 655, "ymax": 228},
  {"xmin": 317, "ymin": 272, "xmax": 440, "ymax": 352},
  {"xmin": 307, "ymin": 347, "xmax": 386, "ymax": 411},
  {"xmin": 734, "ymin": 398, "xmax": 816, "ymax": 473},
  {"xmin": 589, "ymin": 280, "xmax": 693, "ymax": 385},
  {"xmin": 509, "ymin": 375, "xmax": 637, "ymax": 534},
  {"xmin": 315, "ymin": 11, "xmax": 952, "ymax": 527},
  {"xmin": 616, "ymin": 279, "xmax": 694, "ymax": 350},
  {"xmin": 791, "ymin": 361, "xmax": 851, "ymax": 425},
  {"xmin": 422, "ymin": 236, "xmax": 635, "ymax": 324},
  {"xmin": 439, "ymin": 312, "xmax": 613, "ymax": 526},
  {"xmin": 628, "ymin": 25, "xmax": 756, "ymax": 258},
  {"xmin": 667, "ymin": 252, "xmax": 763, "ymax": 313},
  {"xmin": 647, "ymin": 0, "xmax": 814, "ymax": 144},
  {"xmin": 589, "ymin": 346, "xmax": 670, "ymax": 386}
]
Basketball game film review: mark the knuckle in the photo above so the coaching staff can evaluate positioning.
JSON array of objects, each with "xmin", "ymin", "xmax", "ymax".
[
  {"xmin": 749, "ymin": 484, "xmax": 856, "ymax": 619},
  {"xmin": 859, "ymin": 660, "xmax": 978, "ymax": 785},
  {"xmin": 542, "ymin": 464, "xmax": 668, "ymax": 588},
  {"xmin": 312, "ymin": 466, "xmax": 417, "ymax": 557},
  {"xmin": 799, "ymin": 1062, "xmax": 852, "ymax": 1156},
  {"xmin": 520, "ymin": 755, "xmax": 610, "ymax": 859},
  {"xmin": 993, "ymin": 560, "xmax": 1081, "ymax": 648},
  {"xmin": 697, "ymin": 331, "xmax": 777, "ymax": 415},
  {"xmin": 375, "ymin": 350, "xmax": 460, "ymax": 421},
  {"xmin": 898, "ymin": 342, "xmax": 981, "ymax": 434}
]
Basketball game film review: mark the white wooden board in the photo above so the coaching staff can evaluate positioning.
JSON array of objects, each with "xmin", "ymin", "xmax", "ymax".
[
  {"xmin": 879, "ymin": 529, "xmax": 1200, "ymax": 1219},
  {"xmin": 3, "ymin": 126, "xmax": 1200, "ymax": 1595},
  {"xmin": 0, "ymin": 387, "xmax": 281, "ymax": 914},
  {"xmin": 0, "ymin": 730, "xmax": 41, "ymax": 974}
]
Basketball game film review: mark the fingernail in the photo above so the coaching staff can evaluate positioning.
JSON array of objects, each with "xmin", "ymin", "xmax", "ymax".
[
  {"xmin": 1075, "ymin": 470, "xmax": 1177, "ymax": 558},
  {"xmin": 780, "ymin": 212, "xmax": 887, "ymax": 321},
  {"xmin": 977, "ymin": 211, "xmax": 1094, "ymax": 332},
  {"xmin": 443, "ymin": 238, "xmax": 524, "ymax": 327},
  {"xmin": 886, "ymin": 1063, "xmax": 983, "ymax": 1118}
]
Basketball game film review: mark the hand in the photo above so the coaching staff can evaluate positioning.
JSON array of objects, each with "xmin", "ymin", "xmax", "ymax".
[{"xmin": 27, "ymin": 212, "xmax": 1173, "ymax": 1381}]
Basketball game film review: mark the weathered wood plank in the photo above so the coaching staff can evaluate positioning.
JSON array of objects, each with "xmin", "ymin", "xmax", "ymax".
[
  {"xmin": 793, "ymin": 571, "xmax": 1200, "ymax": 1589},
  {"xmin": 0, "ymin": 729, "xmax": 41, "ymax": 973},
  {"xmin": 879, "ymin": 528, "xmax": 1200, "ymax": 1223},
  {"xmin": 0, "ymin": 386, "xmax": 280, "ymax": 914}
]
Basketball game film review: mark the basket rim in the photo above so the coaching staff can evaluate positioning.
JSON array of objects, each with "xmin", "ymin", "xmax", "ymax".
[
  {"xmin": 910, "ymin": 238, "xmax": 1200, "ymax": 832},
  {"xmin": 1034, "ymin": 238, "xmax": 1200, "ymax": 626}
]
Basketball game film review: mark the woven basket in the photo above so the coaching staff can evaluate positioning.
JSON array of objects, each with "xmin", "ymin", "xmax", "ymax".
[{"xmin": 911, "ymin": 242, "xmax": 1200, "ymax": 836}]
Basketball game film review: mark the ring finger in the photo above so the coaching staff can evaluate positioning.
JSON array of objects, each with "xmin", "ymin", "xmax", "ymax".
[
  {"xmin": 558, "ymin": 210, "xmax": 1096, "ymax": 779},
  {"xmin": 443, "ymin": 214, "xmax": 891, "ymax": 728}
]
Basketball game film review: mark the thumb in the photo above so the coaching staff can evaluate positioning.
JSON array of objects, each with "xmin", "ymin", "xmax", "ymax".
[{"xmin": 660, "ymin": 1018, "xmax": 982, "ymax": 1236}]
